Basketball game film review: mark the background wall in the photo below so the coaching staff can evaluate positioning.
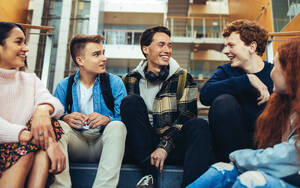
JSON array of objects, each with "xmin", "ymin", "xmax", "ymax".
[
  {"xmin": 188, "ymin": 1, "xmax": 229, "ymax": 16},
  {"xmin": 228, "ymin": 0, "xmax": 274, "ymax": 32},
  {"xmin": 227, "ymin": 0, "xmax": 274, "ymax": 60},
  {"xmin": 272, "ymin": 13, "xmax": 300, "ymax": 53},
  {"xmin": 0, "ymin": 0, "xmax": 30, "ymax": 23}
]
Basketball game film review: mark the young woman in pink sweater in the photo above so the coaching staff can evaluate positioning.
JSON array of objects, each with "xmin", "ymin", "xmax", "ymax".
[{"xmin": 0, "ymin": 22, "xmax": 66, "ymax": 187}]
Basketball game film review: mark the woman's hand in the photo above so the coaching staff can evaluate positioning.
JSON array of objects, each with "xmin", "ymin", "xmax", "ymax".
[
  {"xmin": 46, "ymin": 138, "xmax": 66, "ymax": 174},
  {"xmin": 31, "ymin": 104, "xmax": 56, "ymax": 150},
  {"xmin": 18, "ymin": 129, "xmax": 32, "ymax": 142}
]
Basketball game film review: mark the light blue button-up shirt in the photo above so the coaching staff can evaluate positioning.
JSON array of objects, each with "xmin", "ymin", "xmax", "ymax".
[
  {"xmin": 54, "ymin": 70, "xmax": 127, "ymax": 122},
  {"xmin": 230, "ymin": 136, "xmax": 300, "ymax": 178}
]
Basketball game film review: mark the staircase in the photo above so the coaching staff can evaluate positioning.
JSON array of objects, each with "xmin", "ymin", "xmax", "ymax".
[
  {"xmin": 167, "ymin": 0, "xmax": 189, "ymax": 16},
  {"xmin": 70, "ymin": 163, "xmax": 183, "ymax": 188},
  {"xmin": 167, "ymin": 0, "xmax": 190, "ymax": 37}
]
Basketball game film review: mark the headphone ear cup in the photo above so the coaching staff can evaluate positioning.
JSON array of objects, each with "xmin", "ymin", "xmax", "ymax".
[
  {"xmin": 144, "ymin": 66, "xmax": 169, "ymax": 83},
  {"xmin": 159, "ymin": 68, "xmax": 168, "ymax": 81},
  {"xmin": 144, "ymin": 71, "xmax": 158, "ymax": 82}
]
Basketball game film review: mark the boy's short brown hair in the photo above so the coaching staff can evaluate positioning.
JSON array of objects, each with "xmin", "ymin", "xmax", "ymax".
[
  {"xmin": 70, "ymin": 34, "xmax": 105, "ymax": 65},
  {"xmin": 223, "ymin": 19, "xmax": 268, "ymax": 56}
]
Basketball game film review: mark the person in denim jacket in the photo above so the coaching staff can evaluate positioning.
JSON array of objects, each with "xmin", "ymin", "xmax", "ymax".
[{"xmin": 52, "ymin": 34, "xmax": 127, "ymax": 188}]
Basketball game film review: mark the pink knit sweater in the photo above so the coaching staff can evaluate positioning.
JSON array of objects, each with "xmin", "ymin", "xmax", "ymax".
[{"xmin": 0, "ymin": 68, "xmax": 64, "ymax": 144}]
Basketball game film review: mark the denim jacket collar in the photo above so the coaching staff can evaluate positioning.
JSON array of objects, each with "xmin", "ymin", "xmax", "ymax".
[{"xmin": 74, "ymin": 70, "xmax": 101, "ymax": 84}]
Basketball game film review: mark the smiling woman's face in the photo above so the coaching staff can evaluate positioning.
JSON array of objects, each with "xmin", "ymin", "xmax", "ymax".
[
  {"xmin": 270, "ymin": 53, "xmax": 287, "ymax": 94},
  {"xmin": 0, "ymin": 27, "xmax": 28, "ymax": 69}
]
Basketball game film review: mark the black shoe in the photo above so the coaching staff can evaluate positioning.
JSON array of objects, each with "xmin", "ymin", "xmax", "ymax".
[{"xmin": 136, "ymin": 175, "xmax": 154, "ymax": 188}]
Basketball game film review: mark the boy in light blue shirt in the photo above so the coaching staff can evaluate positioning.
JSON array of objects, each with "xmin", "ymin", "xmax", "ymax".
[{"xmin": 51, "ymin": 34, "xmax": 127, "ymax": 188}]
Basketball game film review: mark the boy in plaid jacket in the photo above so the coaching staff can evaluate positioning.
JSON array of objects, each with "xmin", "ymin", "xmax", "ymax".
[{"xmin": 121, "ymin": 26, "xmax": 214, "ymax": 188}]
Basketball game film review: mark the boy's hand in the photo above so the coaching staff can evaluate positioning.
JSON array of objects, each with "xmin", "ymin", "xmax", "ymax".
[
  {"xmin": 151, "ymin": 148, "xmax": 168, "ymax": 173},
  {"xmin": 247, "ymin": 74, "xmax": 270, "ymax": 105},
  {"xmin": 87, "ymin": 112, "xmax": 110, "ymax": 129},
  {"xmin": 62, "ymin": 112, "xmax": 88, "ymax": 129}
]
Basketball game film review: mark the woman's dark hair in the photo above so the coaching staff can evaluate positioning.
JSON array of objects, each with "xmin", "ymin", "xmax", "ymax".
[
  {"xmin": 0, "ymin": 22, "xmax": 25, "ymax": 46},
  {"xmin": 0, "ymin": 22, "xmax": 27, "ymax": 68},
  {"xmin": 140, "ymin": 26, "xmax": 171, "ymax": 58}
]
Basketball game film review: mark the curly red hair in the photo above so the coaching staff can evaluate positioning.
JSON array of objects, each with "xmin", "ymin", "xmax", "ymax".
[{"xmin": 255, "ymin": 38, "xmax": 300, "ymax": 149}]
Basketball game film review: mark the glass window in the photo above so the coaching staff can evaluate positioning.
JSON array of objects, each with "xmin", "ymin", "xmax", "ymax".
[
  {"xmin": 64, "ymin": 0, "xmax": 91, "ymax": 80},
  {"xmin": 35, "ymin": 0, "xmax": 63, "ymax": 92},
  {"xmin": 272, "ymin": 0, "xmax": 300, "ymax": 32},
  {"xmin": 190, "ymin": 60, "xmax": 226, "ymax": 80}
]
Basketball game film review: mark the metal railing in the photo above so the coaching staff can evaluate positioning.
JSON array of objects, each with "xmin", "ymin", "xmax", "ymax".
[
  {"xmin": 266, "ymin": 31, "xmax": 300, "ymax": 62},
  {"xmin": 103, "ymin": 16, "xmax": 228, "ymax": 45},
  {"xmin": 166, "ymin": 16, "xmax": 228, "ymax": 38},
  {"xmin": 103, "ymin": 29, "xmax": 143, "ymax": 45}
]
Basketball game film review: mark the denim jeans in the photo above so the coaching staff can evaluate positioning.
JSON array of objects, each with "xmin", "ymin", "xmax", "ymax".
[{"xmin": 187, "ymin": 162, "xmax": 297, "ymax": 188}]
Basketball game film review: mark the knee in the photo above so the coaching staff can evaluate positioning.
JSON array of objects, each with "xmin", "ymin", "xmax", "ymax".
[
  {"xmin": 234, "ymin": 171, "xmax": 266, "ymax": 187},
  {"xmin": 104, "ymin": 121, "xmax": 127, "ymax": 138},
  {"xmin": 121, "ymin": 94, "xmax": 144, "ymax": 112},
  {"xmin": 211, "ymin": 94, "xmax": 239, "ymax": 110},
  {"xmin": 209, "ymin": 94, "xmax": 240, "ymax": 118},
  {"xmin": 183, "ymin": 118, "xmax": 209, "ymax": 134},
  {"xmin": 23, "ymin": 152, "xmax": 35, "ymax": 168},
  {"xmin": 212, "ymin": 162, "xmax": 235, "ymax": 171},
  {"xmin": 34, "ymin": 150, "xmax": 49, "ymax": 165}
]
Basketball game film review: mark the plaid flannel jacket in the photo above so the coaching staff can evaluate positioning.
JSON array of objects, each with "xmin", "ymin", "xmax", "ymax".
[{"xmin": 123, "ymin": 67, "xmax": 198, "ymax": 153}]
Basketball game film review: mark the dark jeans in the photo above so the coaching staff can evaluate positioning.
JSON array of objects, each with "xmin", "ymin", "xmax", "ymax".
[
  {"xmin": 209, "ymin": 94, "xmax": 254, "ymax": 162},
  {"xmin": 120, "ymin": 94, "xmax": 215, "ymax": 187}
]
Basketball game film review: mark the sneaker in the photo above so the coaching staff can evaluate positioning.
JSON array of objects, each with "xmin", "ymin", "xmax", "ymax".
[{"xmin": 136, "ymin": 175, "xmax": 154, "ymax": 188}]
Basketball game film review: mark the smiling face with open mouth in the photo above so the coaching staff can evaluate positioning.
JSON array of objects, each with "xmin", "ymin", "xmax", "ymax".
[
  {"xmin": 223, "ymin": 32, "xmax": 252, "ymax": 69},
  {"xmin": 0, "ymin": 27, "xmax": 28, "ymax": 69},
  {"xmin": 142, "ymin": 32, "xmax": 172, "ymax": 71}
]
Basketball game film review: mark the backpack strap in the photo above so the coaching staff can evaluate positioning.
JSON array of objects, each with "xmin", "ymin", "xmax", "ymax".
[
  {"xmin": 65, "ymin": 73, "xmax": 115, "ymax": 115},
  {"xmin": 66, "ymin": 74, "xmax": 75, "ymax": 114},
  {"xmin": 100, "ymin": 73, "xmax": 115, "ymax": 115},
  {"xmin": 121, "ymin": 73, "xmax": 128, "ymax": 82},
  {"xmin": 176, "ymin": 69, "xmax": 187, "ymax": 101}
]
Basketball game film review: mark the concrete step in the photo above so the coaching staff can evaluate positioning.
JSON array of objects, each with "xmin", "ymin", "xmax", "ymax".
[{"xmin": 70, "ymin": 163, "xmax": 183, "ymax": 188}]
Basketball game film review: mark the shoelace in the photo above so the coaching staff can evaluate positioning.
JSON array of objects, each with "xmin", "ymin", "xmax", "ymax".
[{"xmin": 136, "ymin": 175, "xmax": 153, "ymax": 186}]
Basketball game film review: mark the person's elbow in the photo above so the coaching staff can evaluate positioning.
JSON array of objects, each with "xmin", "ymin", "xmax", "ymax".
[{"xmin": 199, "ymin": 90, "xmax": 212, "ymax": 106}]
